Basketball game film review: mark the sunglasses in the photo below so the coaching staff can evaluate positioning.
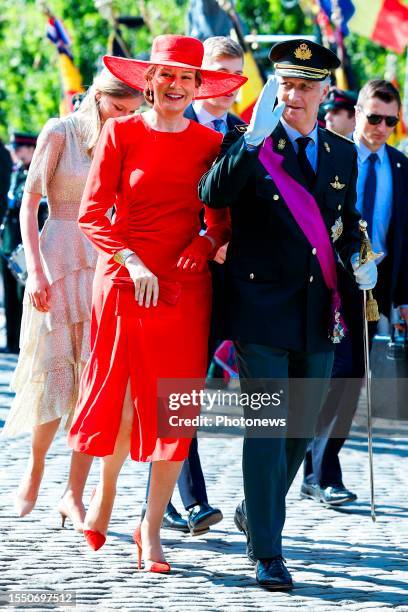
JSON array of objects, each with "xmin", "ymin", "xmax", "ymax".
[{"xmin": 362, "ymin": 111, "xmax": 399, "ymax": 127}]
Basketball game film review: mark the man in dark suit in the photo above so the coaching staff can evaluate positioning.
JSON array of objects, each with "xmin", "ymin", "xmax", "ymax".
[
  {"xmin": 302, "ymin": 79, "xmax": 408, "ymax": 506},
  {"xmin": 143, "ymin": 36, "xmax": 245, "ymax": 536},
  {"xmin": 199, "ymin": 39, "xmax": 377, "ymax": 589}
]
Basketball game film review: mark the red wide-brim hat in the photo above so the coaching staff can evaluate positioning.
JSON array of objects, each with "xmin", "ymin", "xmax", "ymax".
[{"xmin": 103, "ymin": 34, "xmax": 247, "ymax": 100}]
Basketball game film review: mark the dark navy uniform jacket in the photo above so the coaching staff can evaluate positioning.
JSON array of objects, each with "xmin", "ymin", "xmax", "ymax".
[
  {"xmin": 199, "ymin": 121, "xmax": 362, "ymax": 353},
  {"xmin": 372, "ymin": 144, "xmax": 408, "ymax": 316}
]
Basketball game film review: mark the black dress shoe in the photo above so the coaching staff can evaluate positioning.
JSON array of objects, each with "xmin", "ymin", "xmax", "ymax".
[
  {"xmin": 300, "ymin": 482, "xmax": 323, "ymax": 503},
  {"xmin": 321, "ymin": 486, "xmax": 357, "ymax": 506},
  {"xmin": 234, "ymin": 500, "xmax": 256, "ymax": 565},
  {"xmin": 187, "ymin": 502, "xmax": 223, "ymax": 536},
  {"xmin": 140, "ymin": 501, "xmax": 189, "ymax": 533},
  {"xmin": 256, "ymin": 557, "xmax": 293, "ymax": 590},
  {"xmin": 162, "ymin": 501, "xmax": 190, "ymax": 532},
  {"xmin": 0, "ymin": 345, "xmax": 18, "ymax": 354},
  {"xmin": 301, "ymin": 482, "xmax": 357, "ymax": 506}
]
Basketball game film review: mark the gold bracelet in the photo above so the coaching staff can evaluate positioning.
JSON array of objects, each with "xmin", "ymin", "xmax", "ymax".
[{"xmin": 113, "ymin": 248, "xmax": 135, "ymax": 266}]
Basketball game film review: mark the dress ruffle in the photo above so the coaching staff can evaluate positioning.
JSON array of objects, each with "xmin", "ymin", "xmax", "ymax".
[{"xmin": 2, "ymin": 265, "xmax": 95, "ymax": 437}]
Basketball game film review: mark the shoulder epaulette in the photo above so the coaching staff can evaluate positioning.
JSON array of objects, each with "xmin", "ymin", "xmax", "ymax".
[
  {"xmin": 235, "ymin": 125, "xmax": 248, "ymax": 133},
  {"xmin": 325, "ymin": 128, "xmax": 354, "ymax": 144}
]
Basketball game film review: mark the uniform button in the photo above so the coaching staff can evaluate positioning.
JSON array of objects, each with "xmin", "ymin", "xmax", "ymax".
[
  {"xmin": 309, "ymin": 275, "xmax": 314, "ymax": 283},
  {"xmin": 273, "ymin": 194, "xmax": 279, "ymax": 201},
  {"xmin": 312, "ymin": 248, "xmax": 317, "ymax": 255},
  {"xmin": 249, "ymin": 273, "xmax": 255, "ymax": 280},
  {"xmin": 338, "ymin": 204, "xmax": 341, "ymax": 210}
]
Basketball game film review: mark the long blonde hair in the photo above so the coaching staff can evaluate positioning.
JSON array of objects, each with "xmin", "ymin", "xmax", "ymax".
[{"xmin": 77, "ymin": 68, "xmax": 142, "ymax": 156}]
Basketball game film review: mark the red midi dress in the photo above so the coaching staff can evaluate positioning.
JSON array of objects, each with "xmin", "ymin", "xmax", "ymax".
[{"xmin": 68, "ymin": 115, "xmax": 227, "ymax": 461}]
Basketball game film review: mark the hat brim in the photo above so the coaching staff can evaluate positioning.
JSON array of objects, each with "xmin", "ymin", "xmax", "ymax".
[
  {"xmin": 321, "ymin": 101, "xmax": 355, "ymax": 112},
  {"xmin": 103, "ymin": 55, "xmax": 247, "ymax": 100}
]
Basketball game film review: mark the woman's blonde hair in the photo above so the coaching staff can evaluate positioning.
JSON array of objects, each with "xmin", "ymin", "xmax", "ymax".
[
  {"xmin": 144, "ymin": 65, "xmax": 202, "ymax": 106},
  {"xmin": 77, "ymin": 68, "xmax": 142, "ymax": 156}
]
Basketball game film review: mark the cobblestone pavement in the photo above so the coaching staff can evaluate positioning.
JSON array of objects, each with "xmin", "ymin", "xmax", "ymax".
[{"xmin": 0, "ymin": 354, "xmax": 407, "ymax": 611}]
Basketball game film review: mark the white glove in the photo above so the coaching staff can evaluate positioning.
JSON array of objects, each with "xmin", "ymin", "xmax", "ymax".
[
  {"xmin": 350, "ymin": 253, "xmax": 378, "ymax": 290},
  {"xmin": 244, "ymin": 76, "xmax": 286, "ymax": 147}
]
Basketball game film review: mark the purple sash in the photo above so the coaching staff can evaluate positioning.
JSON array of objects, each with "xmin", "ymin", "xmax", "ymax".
[{"xmin": 258, "ymin": 137, "xmax": 346, "ymax": 344}]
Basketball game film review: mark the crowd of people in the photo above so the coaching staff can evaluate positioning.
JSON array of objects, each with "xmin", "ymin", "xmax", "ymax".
[{"xmin": 0, "ymin": 32, "xmax": 407, "ymax": 591}]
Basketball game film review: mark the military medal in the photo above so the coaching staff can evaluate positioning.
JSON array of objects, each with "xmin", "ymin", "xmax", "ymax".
[
  {"xmin": 331, "ymin": 217, "xmax": 343, "ymax": 242},
  {"xmin": 330, "ymin": 310, "xmax": 345, "ymax": 344}
]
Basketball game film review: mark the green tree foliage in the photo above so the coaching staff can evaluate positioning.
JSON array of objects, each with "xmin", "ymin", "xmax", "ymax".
[
  {"xmin": 0, "ymin": 0, "xmax": 187, "ymax": 138},
  {"xmin": 0, "ymin": 0, "xmax": 406, "ymax": 140}
]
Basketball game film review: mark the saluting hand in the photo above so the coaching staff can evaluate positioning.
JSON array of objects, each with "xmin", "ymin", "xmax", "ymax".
[
  {"xmin": 244, "ymin": 76, "xmax": 286, "ymax": 147},
  {"xmin": 125, "ymin": 253, "xmax": 159, "ymax": 308}
]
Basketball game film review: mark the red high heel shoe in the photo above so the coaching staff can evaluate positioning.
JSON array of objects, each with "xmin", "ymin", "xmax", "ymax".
[
  {"xmin": 133, "ymin": 524, "xmax": 170, "ymax": 573},
  {"xmin": 83, "ymin": 530, "xmax": 106, "ymax": 551}
]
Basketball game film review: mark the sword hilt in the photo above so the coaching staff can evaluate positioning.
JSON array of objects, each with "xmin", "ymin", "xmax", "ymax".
[
  {"xmin": 358, "ymin": 220, "xmax": 383, "ymax": 265},
  {"xmin": 358, "ymin": 221, "xmax": 381, "ymax": 322}
]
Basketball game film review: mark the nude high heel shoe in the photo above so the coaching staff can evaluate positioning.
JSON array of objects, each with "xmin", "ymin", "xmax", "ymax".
[
  {"xmin": 57, "ymin": 497, "xmax": 85, "ymax": 533},
  {"xmin": 133, "ymin": 523, "xmax": 170, "ymax": 573},
  {"xmin": 14, "ymin": 468, "xmax": 43, "ymax": 517},
  {"xmin": 14, "ymin": 495, "xmax": 36, "ymax": 517}
]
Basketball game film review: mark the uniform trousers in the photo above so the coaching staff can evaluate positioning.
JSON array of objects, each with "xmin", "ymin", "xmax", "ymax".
[{"xmin": 234, "ymin": 341, "xmax": 333, "ymax": 558}]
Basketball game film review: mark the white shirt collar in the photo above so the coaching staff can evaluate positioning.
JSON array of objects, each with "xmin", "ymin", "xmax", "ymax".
[
  {"xmin": 281, "ymin": 118, "xmax": 318, "ymax": 146},
  {"xmin": 192, "ymin": 101, "xmax": 228, "ymax": 127}
]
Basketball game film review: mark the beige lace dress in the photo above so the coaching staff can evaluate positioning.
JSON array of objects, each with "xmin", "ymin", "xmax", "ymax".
[{"xmin": 2, "ymin": 114, "xmax": 97, "ymax": 436}]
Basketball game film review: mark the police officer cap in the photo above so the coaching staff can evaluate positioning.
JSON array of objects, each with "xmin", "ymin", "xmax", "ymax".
[
  {"xmin": 322, "ymin": 87, "xmax": 358, "ymax": 113},
  {"xmin": 10, "ymin": 132, "xmax": 37, "ymax": 149},
  {"xmin": 269, "ymin": 39, "xmax": 340, "ymax": 81}
]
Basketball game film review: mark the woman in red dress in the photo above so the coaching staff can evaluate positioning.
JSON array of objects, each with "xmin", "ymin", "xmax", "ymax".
[{"xmin": 68, "ymin": 35, "xmax": 246, "ymax": 572}]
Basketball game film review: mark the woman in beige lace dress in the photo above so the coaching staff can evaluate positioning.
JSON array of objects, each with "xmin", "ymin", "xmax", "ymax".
[{"xmin": 2, "ymin": 70, "xmax": 142, "ymax": 529}]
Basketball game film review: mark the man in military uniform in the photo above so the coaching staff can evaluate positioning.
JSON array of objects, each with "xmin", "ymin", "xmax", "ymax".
[
  {"xmin": 199, "ymin": 40, "xmax": 377, "ymax": 589},
  {"xmin": 323, "ymin": 86, "xmax": 358, "ymax": 138},
  {"xmin": 0, "ymin": 133, "xmax": 42, "ymax": 353}
]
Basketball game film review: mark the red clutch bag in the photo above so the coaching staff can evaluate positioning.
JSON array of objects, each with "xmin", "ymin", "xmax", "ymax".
[{"xmin": 112, "ymin": 277, "xmax": 181, "ymax": 305}]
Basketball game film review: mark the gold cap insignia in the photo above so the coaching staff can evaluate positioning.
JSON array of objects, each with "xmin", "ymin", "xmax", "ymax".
[
  {"xmin": 331, "ymin": 217, "xmax": 343, "ymax": 242},
  {"xmin": 330, "ymin": 175, "xmax": 345, "ymax": 190},
  {"xmin": 294, "ymin": 43, "xmax": 312, "ymax": 61},
  {"xmin": 324, "ymin": 142, "xmax": 331, "ymax": 153},
  {"xmin": 277, "ymin": 138, "xmax": 286, "ymax": 150}
]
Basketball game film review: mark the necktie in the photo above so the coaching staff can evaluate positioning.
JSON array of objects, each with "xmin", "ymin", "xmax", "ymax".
[
  {"xmin": 212, "ymin": 119, "xmax": 225, "ymax": 134},
  {"xmin": 362, "ymin": 153, "xmax": 378, "ymax": 240},
  {"xmin": 296, "ymin": 136, "xmax": 315, "ymax": 190}
]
